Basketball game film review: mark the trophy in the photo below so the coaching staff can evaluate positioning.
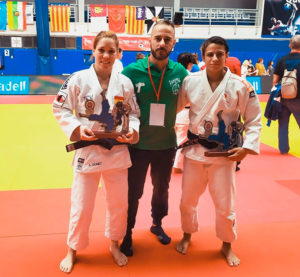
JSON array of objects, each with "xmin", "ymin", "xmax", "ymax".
[
  {"xmin": 65, "ymin": 95, "xmax": 131, "ymax": 152},
  {"xmin": 176, "ymin": 110, "xmax": 244, "ymax": 157},
  {"xmin": 79, "ymin": 95, "xmax": 131, "ymax": 138}
]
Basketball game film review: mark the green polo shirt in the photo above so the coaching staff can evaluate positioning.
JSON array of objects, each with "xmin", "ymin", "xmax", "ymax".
[{"xmin": 122, "ymin": 57, "xmax": 188, "ymax": 150}]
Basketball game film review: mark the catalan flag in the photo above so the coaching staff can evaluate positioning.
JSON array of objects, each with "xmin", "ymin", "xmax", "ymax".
[
  {"xmin": 49, "ymin": 4, "xmax": 70, "ymax": 32},
  {"xmin": 126, "ymin": 6, "xmax": 145, "ymax": 35},
  {"xmin": 7, "ymin": 1, "xmax": 27, "ymax": 31}
]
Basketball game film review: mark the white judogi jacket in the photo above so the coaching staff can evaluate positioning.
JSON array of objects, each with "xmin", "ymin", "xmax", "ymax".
[
  {"xmin": 53, "ymin": 65, "xmax": 140, "ymax": 173},
  {"xmin": 177, "ymin": 68, "xmax": 262, "ymax": 164}
]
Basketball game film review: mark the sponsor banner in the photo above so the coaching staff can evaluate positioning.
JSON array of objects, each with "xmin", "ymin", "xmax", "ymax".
[
  {"xmin": 82, "ymin": 36, "xmax": 150, "ymax": 51},
  {"xmin": 0, "ymin": 76, "xmax": 29, "ymax": 95},
  {"xmin": 262, "ymin": 0, "xmax": 300, "ymax": 38},
  {"xmin": 0, "ymin": 76, "xmax": 67, "ymax": 95},
  {"xmin": 246, "ymin": 76, "xmax": 262, "ymax": 94}
]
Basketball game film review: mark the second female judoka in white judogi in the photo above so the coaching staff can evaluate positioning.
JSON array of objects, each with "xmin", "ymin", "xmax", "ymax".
[
  {"xmin": 176, "ymin": 36, "xmax": 261, "ymax": 266},
  {"xmin": 176, "ymin": 67, "xmax": 262, "ymax": 256}
]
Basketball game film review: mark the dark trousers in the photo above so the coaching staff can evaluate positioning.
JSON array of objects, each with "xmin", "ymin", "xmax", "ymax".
[{"xmin": 126, "ymin": 147, "xmax": 176, "ymax": 233}]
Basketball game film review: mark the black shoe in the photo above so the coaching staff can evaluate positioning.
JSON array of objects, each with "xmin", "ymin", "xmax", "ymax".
[
  {"xmin": 150, "ymin": 225, "xmax": 171, "ymax": 245},
  {"xmin": 120, "ymin": 234, "xmax": 133, "ymax": 257}
]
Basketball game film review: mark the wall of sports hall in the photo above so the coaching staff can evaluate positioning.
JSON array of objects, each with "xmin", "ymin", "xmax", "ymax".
[{"xmin": 0, "ymin": 0, "xmax": 291, "ymax": 87}]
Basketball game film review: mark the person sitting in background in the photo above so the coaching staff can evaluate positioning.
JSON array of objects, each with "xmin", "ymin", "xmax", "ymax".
[
  {"xmin": 136, "ymin": 52, "xmax": 146, "ymax": 60},
  {"xmin": 225, "ymin": 56, "xmax": 241, "ymax": 76},
  {"xmin": 255, "ymin": 58, "xmax": 266, "ymax": 75},
  {"xmin": 266, "ymin": 60, "xmax": 274, "ymax": 76},
  {"xmin": 241, "ymin": 60, "xmax": 250, "ymax": 78},
  {"xmin": 247, "ymin": 59, "xmax": 258, "ymax": 76}
]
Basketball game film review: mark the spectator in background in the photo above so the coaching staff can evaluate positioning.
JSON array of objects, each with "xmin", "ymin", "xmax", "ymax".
[
  {"xmin": 272, "ymin": 34, "xmax": 300, "ymax": 154},
  {"xmin": 255, "ymin": 58, "xmax": 266, "ymax": 75},
  {"xmin": 225, "ymin": 56, "xmax": 241, "ymax": 76},
  {"xmin": 266, "ymin": 60, "xmax": 274, "ymax": 76},
  {"xmin": 241, "ymin": 60, "xmax": 250, "ymax": 78},
  {"xmin": 247, "ymin": 59, "xmax": 258, "ymax": 76},
  {"xmin": 173, "ymin": 52, "xmax": 195, "ymax": 173},
  {"xmin": 113, "ymin": 47, "xmax": 124, "ymax": 73},
  {"xmin": 191, "ymin": 52, "xmax": 203, "ymax": 72},
  {"xmin": 136, "ymin": 52, "xmax": 146, "ymax": 60}
]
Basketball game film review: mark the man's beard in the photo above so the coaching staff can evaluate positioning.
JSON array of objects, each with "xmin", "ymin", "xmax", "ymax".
[{"xmin": 150, "ymin": 47, "xmax": 171, "ymax": 60}]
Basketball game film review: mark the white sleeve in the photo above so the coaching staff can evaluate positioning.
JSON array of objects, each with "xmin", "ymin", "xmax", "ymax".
[
  {"xmin": 122, "ymin": 76, "xmax": 140, "ymax": 142},
  {"xmin": 239, "ymin": 84, "xmax": 262, "ymax": 154},
  {"xmin": 52, "ymin": 74, "xmax": 81, "ymax": 140},
  {"xmin": 177, "ymin": 76, "xmax": 190, "ymax": 113}
]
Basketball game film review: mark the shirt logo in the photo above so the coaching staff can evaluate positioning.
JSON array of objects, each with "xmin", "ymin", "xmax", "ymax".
[
  {"xmin": 169, "ymin": 78, "xmax": 181, "ymax": 95},
  {"xmin": 135, "ymin": 82, "xmax": 145, "ymax": 93}
]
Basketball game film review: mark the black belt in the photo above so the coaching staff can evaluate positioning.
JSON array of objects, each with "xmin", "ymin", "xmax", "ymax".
[
  {"xmin": 66, "ymin": 138, "xmax": 125, "ymax": 152},
  {"xmin": 187, "ymin": 130, "xmax": 219, "ymax": 149}
]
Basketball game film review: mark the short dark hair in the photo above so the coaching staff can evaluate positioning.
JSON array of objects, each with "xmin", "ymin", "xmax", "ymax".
[
  {"xmin": 152, "ymin": 19, "xmax": 175, "ymax": 32},
  {"xmin": 290, "ymin": 35, "xmax": 300, "ymax": 50},
  {"xmin": 177, "ymin": 52, "xmax": 196, "ymax": 69},
  {"xmin": 201, "ymin": 36, "xmax": 229, "ymax": 56}
]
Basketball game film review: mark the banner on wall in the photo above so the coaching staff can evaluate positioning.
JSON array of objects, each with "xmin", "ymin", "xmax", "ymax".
[
  {"xmin": 262, "ymin": 0, "xmax": 300, "ymax": 37},
  {"xmin": 82, "ymin": 36, "xmax": 150, "ymax": 51}
]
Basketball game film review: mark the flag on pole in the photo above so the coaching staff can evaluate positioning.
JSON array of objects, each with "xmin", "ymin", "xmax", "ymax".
[
  {"xmin": 7, "ymin": 1, "xmax": 27, "ymax": 31},
  {"xmin": 0, "ymin": 1, "xmax": 7, "ymax": 30},
  {"xmin": 108, "ymin": 5, "xmax": 126, "ymax": 33},
  {"xmin": 49, "ymin": 4, "xmax": 70, "ymax": 32},
  {"xmin": 25, "ymin": 3, "xmax": 33, "ymax": 24},
  {"xmin": 90, "ymin": 4, "xmax": 108, "ymax": 32},
  {"xmin": 126, "ymin": 6, "xmax": 145, "ymax": 35},
  {"xmin": 145, "ymin": 7, "xmax": 164, "ymax": 34}
]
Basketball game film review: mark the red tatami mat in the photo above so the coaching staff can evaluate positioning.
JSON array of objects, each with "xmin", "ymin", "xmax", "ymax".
[{"xmin": 0, "ymin": 143, "xmax": 300, "ymax": 276}]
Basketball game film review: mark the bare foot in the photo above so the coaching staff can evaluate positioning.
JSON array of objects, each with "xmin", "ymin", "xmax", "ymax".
[
  {"xmin": 60, "ymin": 248, "xmax": 77, "ymax": 273},
  {"xmin": 176, "ymin": 233, "xmax": 191, "ymax": 254},
  {"xmin": 221, "ymin": 242, "xmax": 240, "ymax": 267},
  {"xmin": 110, "ymin": 241, "xmax": 128, "ymax": 267}
]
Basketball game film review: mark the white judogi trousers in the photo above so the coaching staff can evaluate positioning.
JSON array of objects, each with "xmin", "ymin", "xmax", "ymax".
[
  {"xmin": 180, "ymin": 157, "xmax": 237, "ymax": 243},
  {"xmin": 67, "ymin": 168, "xmax": 128, "ymax": 251}
]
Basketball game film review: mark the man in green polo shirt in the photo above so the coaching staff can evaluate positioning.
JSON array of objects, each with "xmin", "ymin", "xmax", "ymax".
[{"xmin": 120, "ymin": 19, "xmax": 188, "ymax": 256}]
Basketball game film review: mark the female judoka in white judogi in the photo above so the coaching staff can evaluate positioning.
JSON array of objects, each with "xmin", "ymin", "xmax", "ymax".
[
  {"xmin": 53, "ymin": 31, "xmax": 140, "ymax": 273},
  {"xmin": 176, "ymin": 36, "xmax": 262, "ymax": 267}
]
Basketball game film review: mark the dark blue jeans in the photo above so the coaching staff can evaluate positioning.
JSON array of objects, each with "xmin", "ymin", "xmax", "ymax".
[
  {"xmin": 126, "ymin": 147, "xmax": 176, "ymax": 233},
  {"xmin": 278, "ymin": 98, "xmax": 300, "ymax": 154}
]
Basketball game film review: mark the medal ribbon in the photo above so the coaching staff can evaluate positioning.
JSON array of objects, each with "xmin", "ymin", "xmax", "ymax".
[{"xmin": 147, "ymin": 57, "xmax": 166, "ymax": 102}]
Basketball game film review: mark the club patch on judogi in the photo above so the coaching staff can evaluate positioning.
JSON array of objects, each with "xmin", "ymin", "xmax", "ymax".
[
  {"xmin": 249, "ymin": 90, "xmax": 256, "ymax": 98},
  {"xmin": 76, "ymin": 158, "xmax": 85, "ymax": 171},
  {"xmin": 54, "ymin": 91, "xmax": 67, "ymax": 107}
]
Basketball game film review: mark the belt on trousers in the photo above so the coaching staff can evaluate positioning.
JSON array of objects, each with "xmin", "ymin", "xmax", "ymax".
[
  {"xmin": 187, "ymin": 130, "xmax": 220, "ymax": 149},
  {"xmin": 65, "ymin": 138, "xmax": 126, "ymax": 152}
]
